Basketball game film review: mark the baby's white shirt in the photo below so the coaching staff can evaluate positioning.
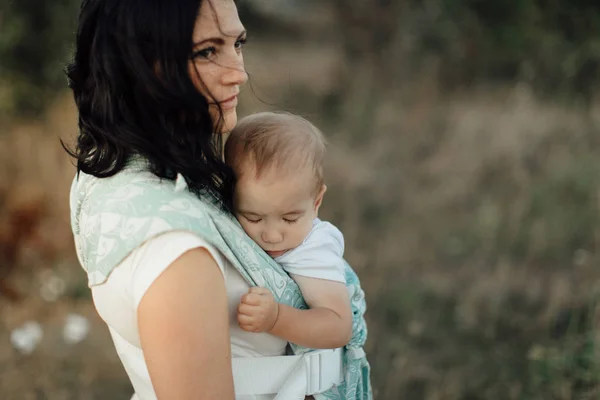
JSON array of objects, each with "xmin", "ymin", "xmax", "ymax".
[{"xmin": 274, "ymin": 218, "xmax": 346, "ymax": 284}]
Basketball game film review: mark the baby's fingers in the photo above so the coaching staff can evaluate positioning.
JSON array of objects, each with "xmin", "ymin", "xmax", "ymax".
[
  {"xmin": 240, "ymin": 292, "xmax": 262, "ymax": 306},
  {"xmin": 237, "ymin": 313, "xmax": 260, "ymax": 333},
  {"xmin": 237, "ymin": 313, "xmax": 254, "ymax": 326},
  {"xmin": 237, "ymin": 303, "xmax": 257, "ymax": 316},
  {"xmin": 248, "ymin": 287, "xmax": 271, "ymax": 295}
]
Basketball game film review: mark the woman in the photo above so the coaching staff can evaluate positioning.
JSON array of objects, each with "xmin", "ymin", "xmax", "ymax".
[
  {"xmin": 67, "ymin": 0, "xmax": 277, "ymax": 398},
  {"xmin": 66, "ymin": 0, "xmax": 370, "ymax": 398}
]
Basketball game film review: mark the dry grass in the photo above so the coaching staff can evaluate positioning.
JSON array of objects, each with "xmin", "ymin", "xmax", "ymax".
[
  {"xmin": 320, "ymin": 85, "xmax": 600, "ymax": 398},
  {"xmin": 0, "ymin": 95, "xmax": 133, "ymax": 399}
]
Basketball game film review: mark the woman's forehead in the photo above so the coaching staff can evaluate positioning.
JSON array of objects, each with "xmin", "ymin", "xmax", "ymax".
[{"xmin": 193, "ymin": 0, "xmax": 244, "ymax": 42}]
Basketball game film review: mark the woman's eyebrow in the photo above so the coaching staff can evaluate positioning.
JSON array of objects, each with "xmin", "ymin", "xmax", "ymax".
[{"xmin": 193, "ymin": 30, "xmax": 246, "ymax": 47}]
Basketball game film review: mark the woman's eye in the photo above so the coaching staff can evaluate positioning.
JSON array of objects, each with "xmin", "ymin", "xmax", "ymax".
[
  {"xmin": 234, "ymin": 37, "xmax": 247, "ymax": 50},
  {"xmin": 192, "ymin": 47, "xmax": 216, "ymax": 60}
]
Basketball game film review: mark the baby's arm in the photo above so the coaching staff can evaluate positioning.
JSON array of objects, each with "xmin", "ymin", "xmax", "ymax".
[
  {"xmin": 273, "ymin": 274, "xmax": 352, "ymax": 348},
  {"xmin": 237, "ymin": 221, "xmax": 352, "ymax": 348},
  {"xmin": 237, "ymin": 276, "xmax": 352, "ymax": 349}
]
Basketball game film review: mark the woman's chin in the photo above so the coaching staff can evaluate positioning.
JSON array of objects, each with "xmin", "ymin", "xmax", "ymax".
[{"xmin": 213, "ymin": 109, "xmax": 237, "ymax": 134}]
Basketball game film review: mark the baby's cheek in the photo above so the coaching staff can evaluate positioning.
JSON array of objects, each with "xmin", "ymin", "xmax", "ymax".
[
  {"xmin": 292, "ymin": 222, "xmax": 313, "ymax": 246},
  {"xmin": 239, "ymin": 220, "xmax": 258, "ymax": 242}
]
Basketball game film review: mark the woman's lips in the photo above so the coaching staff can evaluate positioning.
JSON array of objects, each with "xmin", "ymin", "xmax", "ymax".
[{"xmin": 219, "ymin": 94, "xmax": 238, "ymax": 110}]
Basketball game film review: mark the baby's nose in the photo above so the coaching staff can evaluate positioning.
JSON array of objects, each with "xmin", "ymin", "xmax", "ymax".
[{"xmin": 261, "ymin": 230, "xmax": 283, "ymax": 244}]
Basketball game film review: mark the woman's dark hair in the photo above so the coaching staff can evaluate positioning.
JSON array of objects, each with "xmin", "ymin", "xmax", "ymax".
[{"xmin": 64, "ymin": 0, "xmax": 234, "ymax": 208}]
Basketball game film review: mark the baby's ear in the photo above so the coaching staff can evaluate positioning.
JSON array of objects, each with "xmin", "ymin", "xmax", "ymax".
[{"xmin": 314, "ymin": 184, "xmax": 327, "ymax": 214}]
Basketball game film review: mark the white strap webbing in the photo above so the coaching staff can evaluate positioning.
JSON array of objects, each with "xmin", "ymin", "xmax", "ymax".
[
  {"xmin": 129, "ymin": 348, "xmax": 344, "ymax": 399},
  {"xmin": 232, "ymin": 348, "xmax": 344, "ymax": 398}
]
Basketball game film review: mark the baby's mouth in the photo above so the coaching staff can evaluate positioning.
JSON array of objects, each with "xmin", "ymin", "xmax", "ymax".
[{"xmin": 266, "ymin": 250, "xmax": 287, "ymax": 258}]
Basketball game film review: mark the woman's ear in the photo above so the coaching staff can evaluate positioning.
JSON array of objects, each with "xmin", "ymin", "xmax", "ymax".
[{"xmin": 314, "ymin": 184, "xmax": 327, "ymax": 215}]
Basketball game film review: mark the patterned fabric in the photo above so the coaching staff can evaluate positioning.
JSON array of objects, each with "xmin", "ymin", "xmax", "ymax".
[{"xmin": 70, "ymin": 158, "xmax": 372, "ymax": 399}]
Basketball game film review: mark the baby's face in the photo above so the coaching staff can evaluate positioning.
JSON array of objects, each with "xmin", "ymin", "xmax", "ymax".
[{"xmin": 233, "ymin": 165, "xmax": 325, "ymax": 258}]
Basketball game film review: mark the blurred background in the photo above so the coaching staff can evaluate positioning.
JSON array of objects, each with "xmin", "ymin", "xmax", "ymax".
[{"xmin": 1, "ymin": 0, "xmax": 600, "ymax": 398}]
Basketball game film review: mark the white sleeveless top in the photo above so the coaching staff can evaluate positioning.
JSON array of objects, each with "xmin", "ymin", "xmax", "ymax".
[{"xmin": 91, "ymin": 230, "xmax": 288, "ymax": 400}]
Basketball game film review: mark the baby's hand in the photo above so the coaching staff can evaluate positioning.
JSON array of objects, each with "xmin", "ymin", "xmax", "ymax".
[{"xmin": 237, "ymin": 287, "xmax": 279, "ymax": 333}]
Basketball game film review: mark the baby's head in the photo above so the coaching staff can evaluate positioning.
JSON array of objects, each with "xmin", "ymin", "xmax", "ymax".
[{"xmin": 225, "ymin": 112, "xmax": 327, "ymax": 257}]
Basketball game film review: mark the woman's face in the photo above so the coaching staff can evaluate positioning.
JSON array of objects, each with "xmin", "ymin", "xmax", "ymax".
[{"xmin": 190, "ymin": 0, "xmax": 248, "ymax": 133}]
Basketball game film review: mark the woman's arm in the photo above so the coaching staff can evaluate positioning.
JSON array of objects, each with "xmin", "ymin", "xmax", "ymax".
[
  {"xmin": 238, "ymin": 276, "xmax": 353, "ymax": 349},
  {"xmin": 138, "ymin": 247, "xmax": 235, "ymax": 400}
]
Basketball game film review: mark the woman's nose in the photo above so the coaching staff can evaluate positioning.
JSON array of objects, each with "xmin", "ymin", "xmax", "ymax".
[{"xmin": 221, "ymin": 54, "xmax": 248, "ymax": 86}]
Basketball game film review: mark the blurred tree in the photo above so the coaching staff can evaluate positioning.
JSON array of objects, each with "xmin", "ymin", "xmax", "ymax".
[
  {"xmin": 427, "ymin": 0, "xmax": 600, "ymax": 100},
  {"xmin": 1, "ymin": 0, "xmax": 599, "ymax": 118},
  {"xmin": 327, "ymin": 0, "xmax": 600, "ymax": 103},
  {"xmin": 323, "ymin": 0, "xmax": 407, "ymax": 143},
  {"xmin": 0, "ymin": 0, "xmax": 79, "ymax": 117}
]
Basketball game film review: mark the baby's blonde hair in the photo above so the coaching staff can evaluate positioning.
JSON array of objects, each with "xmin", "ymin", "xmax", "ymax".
[{"xmin": 225, "ymin": 112, "xmax": 326, "ymax": 194}]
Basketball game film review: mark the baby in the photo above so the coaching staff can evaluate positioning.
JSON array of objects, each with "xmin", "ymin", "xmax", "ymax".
[{"xmin": 224, "ymin": 112, "xmax": 353, "ymax": 349}]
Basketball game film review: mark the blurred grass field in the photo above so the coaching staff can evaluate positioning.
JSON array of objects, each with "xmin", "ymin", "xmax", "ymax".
[{"xmin": 1, "ymin": 1, "xmax": 600, "ymax": 399}]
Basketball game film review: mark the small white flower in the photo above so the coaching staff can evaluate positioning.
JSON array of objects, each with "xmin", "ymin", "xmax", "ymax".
[
  {"xmin": 10, "ymin": 321, "xmax": 43, "ymax": 354},
  {"xmin": 40, "ymin": 275, "xmax": 66, "ymax": 302},
  {"xmin": 48, "ymin": 276, "xmax": 66, "ymax": 295},
  {"xmin": 63, "ymin": 313, "xmax": 90, "ymax": 345}
]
